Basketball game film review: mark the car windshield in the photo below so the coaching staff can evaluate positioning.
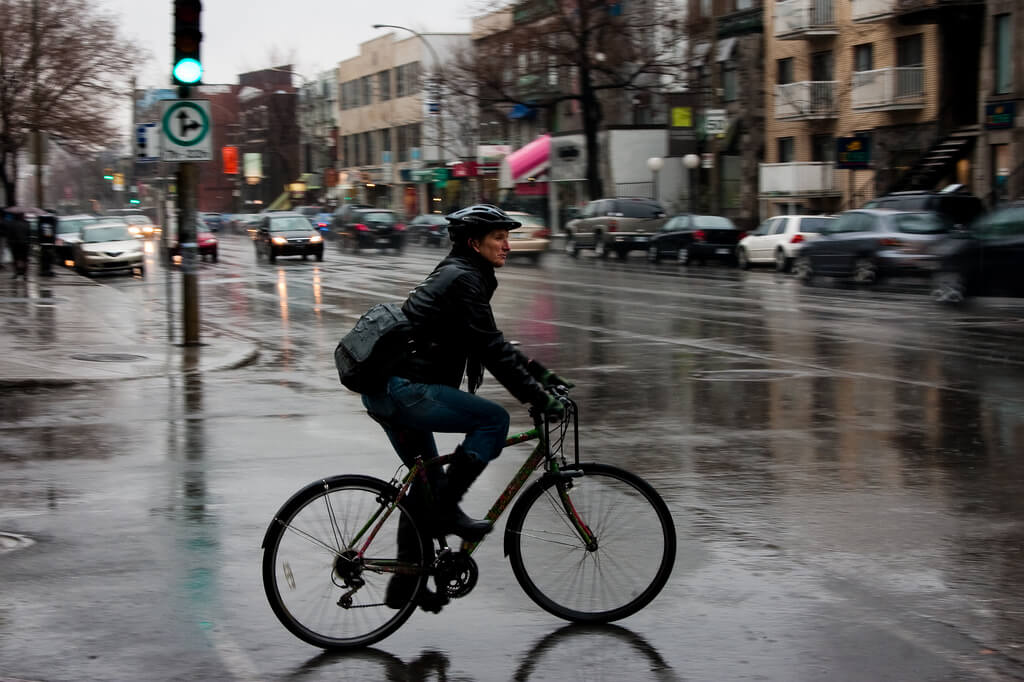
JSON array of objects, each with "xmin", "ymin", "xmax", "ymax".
[
  {"xmin": 693, "ymin": 215, "xmax": 735, "ymax": 229},
  {"xmin": 616, "ymin": 200, "xmax": 664, "ymax": 218},
  {"xmin": 361, "ymin": 212, "xmax": 397, "ymax": 223},
  {"xmin": 800, "ymin": 217, "xmax": 834, "ymax": 231},
  {"xmin": 58, "ymin": 218, "xmax": 96, "ymax": 234},
  {"xmin": 120, "ymin": 215, "xmax": 150, "ymax": 225},
  {"xmin": 973, "ymin": 207, "xmax": 1024, "ymax": 237},
  {"xmin": 298, "ymin": 206, "xmax": 322, "ymax": 215},
  {"xmin": 83, "ymin": 225, "xmax": 134, "ymax": 242},
  {"xmin": 892, "ymin": 212, "xmax": 950, "ymax": 234},
  {"xmin": 269, "ymin": 217, "xmax": 313, "ymax": 232}
]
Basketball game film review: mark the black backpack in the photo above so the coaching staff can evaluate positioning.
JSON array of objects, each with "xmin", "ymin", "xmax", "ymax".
[{"xmin": 334, "ymin": 303, "xmax": 413, "ymax": 394}]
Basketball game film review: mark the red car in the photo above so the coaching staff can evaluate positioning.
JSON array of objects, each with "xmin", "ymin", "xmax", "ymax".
[{"xmin": 169, "ymin": 217, "xmax": 219, "ymax": 262}]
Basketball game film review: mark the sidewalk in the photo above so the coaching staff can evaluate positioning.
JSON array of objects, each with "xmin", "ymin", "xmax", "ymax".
[{"xmin": 0, "ymin": 266, "xmax": 260, "ymax": 388}]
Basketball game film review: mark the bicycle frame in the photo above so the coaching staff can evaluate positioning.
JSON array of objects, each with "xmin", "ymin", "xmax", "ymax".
[{"xmin": 351, "ymin": 391, "xmax": 593, "ymax": 568}]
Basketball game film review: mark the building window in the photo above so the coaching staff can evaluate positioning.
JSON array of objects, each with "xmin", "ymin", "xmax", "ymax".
[
  {"xmin": 723, "ymin": 61, "xmax": 737, "ymax": 101},
  {"xmin": 897, "ymin": 33, "xmax": 923, "ymax": 67},
  {"xmin": 777, "ymin": 137, "xmax": 795, "ymax": 163},
  {"xmin": 700, "ymin": 0, "xmax": 711, "ymax": 16},
  {"xmin": 378, "ymin": 71, "xmax": 391, "ymax": 101},
  {"xmin": 777, "ymin": 57, "xmax": 794, "ymax": 85},
  {"xmin": 994, "ymin": 14, "xmax": 1013, "ymax": 94},
  {"xmin": 361, "ymin": 75, "xmax": 374, "ymax": 106},
  {"xmin": 380, "ymin": 128, "xmax": 392, "ymax": 154},
  {"xmin": 736, "ymin": 0, "xmax": 753, "ymax": 8},
  {"xmin": 811, "ymin": 50, "xmax": 833, "ymax": 81},
  {"xmin": 853, "ymin": 43, "xmax": 873, "ymax": 73},
  {"xmin": 811, "ymin": 134, "xmax": 834, "ymax": 162}
]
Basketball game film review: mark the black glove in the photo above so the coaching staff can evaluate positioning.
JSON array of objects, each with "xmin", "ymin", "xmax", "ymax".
[
  {"xmin": 535, "ymin": 393, "xmax": 565, "ymax": 421},
  {"xmin": 527, "ymin": 359, "xmax": 574, "ymax": 389}
]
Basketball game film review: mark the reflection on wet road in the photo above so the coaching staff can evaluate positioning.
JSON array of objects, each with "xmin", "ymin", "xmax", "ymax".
[{"xmin": 2, "ymin": 233, "xmax": 1024, "ymax": 681}]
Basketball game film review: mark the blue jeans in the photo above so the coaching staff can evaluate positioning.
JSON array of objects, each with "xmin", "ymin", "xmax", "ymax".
[{"xmin": 361, "ymin": 377, "xmax": 510, "ymax": 467}]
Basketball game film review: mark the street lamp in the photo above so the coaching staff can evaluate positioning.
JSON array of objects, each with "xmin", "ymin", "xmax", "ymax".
[
  {"xmin": 646, "ymin": 156, "xmax": 663, "ymax": 203},
  {"xmin": 683, "ymin": 153, "xmax": 700, "ymax": 214}
]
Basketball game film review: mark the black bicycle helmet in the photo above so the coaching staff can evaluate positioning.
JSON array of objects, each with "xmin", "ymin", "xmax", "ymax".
[{"xmin": 446, "ymin": 204, "xmax": 521, "ymax": 243}]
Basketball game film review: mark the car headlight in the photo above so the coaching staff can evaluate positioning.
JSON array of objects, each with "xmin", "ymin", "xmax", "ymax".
[
  {"xmin": 310, "ymin": 234, "xmax": 323, "ymax": 243},
  {"xmin": 272, "ymin": 236, "xmax": 287, "ymax": 245}
]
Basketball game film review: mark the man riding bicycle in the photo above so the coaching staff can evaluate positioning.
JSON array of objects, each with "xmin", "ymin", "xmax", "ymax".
[{"xmin": 359, "ymin": 204, "xmax": 570, "ymax": 612}]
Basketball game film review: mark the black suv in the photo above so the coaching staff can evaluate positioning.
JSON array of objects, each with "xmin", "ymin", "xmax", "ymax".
[
  {"xmin": 254, "ymin": 212, "xmax": 324, "ymax": 263},
  {"xmin": 863, "ymin": 188, "xmax": 985, "ymax": 229},
  {"xmin": 337, "ymin": 209, "xmax": 405, "ymax": 253}
]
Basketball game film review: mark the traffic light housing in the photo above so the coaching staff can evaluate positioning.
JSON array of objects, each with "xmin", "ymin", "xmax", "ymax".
[{"xmin": 172, "ymin": 0, "xmax": 203, "ymax": 86}]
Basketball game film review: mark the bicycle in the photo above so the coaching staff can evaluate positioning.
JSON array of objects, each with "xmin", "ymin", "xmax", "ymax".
[{"xmin": 261, "ymin": 385, "xmax": 677, "ymax": 650}]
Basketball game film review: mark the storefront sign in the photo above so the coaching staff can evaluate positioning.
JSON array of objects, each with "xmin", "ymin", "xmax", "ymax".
[
  {"xmin": 836, "ymin": 136, "xmax": 871, "ymax": 170},
  {"xmin": 985, "ymin": 101, "xmax": 1015, "ymax": 129}
]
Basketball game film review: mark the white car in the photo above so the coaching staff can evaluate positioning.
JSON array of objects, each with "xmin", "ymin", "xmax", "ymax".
[
  {"xmin": 736, "ymin": 214, "xmax": 835, "ymax": 272},
  {"xmin": 72, "ymin": 222, "xmax": 145, "ymax": 276}
]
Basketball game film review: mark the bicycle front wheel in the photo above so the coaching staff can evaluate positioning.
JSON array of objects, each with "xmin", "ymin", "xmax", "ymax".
[
  {"xmin": 506, "ymin": 463, "xmax": 676, "ymax": 623},
  {"xmin": 261, "ymin": 475, "xmax": 430, "ymax": 649}
]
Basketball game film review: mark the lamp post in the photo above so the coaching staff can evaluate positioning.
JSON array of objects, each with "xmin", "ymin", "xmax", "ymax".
[
  {"xmin": 683, "ymin": 153, "xmax": 700, "ymax": 214},
  {"xmin": 646, "ymin": 156, "xmax": 663, "ymax": 203},
  {"xmin": 373, "ymin": 23, "xmax": 443, "ymax": 215}
]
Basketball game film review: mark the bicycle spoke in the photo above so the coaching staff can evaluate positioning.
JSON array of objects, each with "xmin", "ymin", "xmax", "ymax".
[{"xmin": 278, "ymin": 519, "xmax": 346, "ymax": 557}]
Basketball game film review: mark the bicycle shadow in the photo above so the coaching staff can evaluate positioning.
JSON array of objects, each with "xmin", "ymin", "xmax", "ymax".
[{"xmin": 283, "ymin": 623, "xmax": 682, "ymax": 681}]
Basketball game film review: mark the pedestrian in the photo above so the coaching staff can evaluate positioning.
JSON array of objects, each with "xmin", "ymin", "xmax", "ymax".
[
  {"xmin": 357, "ymin": 203, "xmax": 571, "ymax": 612},
  {"xmin": 6, "ymin": 209, "xmax": 31, "ymax": 279}
]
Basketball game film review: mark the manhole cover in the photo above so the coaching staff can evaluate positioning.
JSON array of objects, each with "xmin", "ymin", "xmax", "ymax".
[
  {"xmin": 0, "ymin": 532, "xmax": 35, "ymax": 553},
  {"xmin": 691, "ymin": 369, "xmax": 813, "ymax": 382},
  {"xmin": 71, "ymin": 353, "xmax": 148, "ymax": 363}
]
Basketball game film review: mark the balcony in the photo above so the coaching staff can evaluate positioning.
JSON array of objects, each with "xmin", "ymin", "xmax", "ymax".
[
  {"xmin": 759, "ymin": 162, "xmax": 840, "ymax": 197},
  {"xmin": 851, "ymin": 67, "xmax": 925, "ymax": 111},
  {"xmin": 895, "ymin": 0, "xmax": 984, "ymax": 23},
  {"xmin": 775, "ymin": 82, "xmax": 839, "ymax": 120},
  {"xmin": 851, "ymin": 0, "xmax": 895, "ymax": 21},
  {"xmin": 774, "ymin": 0, "xmax": 838, "ymax": 39}
]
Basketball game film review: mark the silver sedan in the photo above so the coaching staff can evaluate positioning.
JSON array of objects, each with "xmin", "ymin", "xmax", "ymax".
[{"xmin": 72, "ymin": 222, "xmax": 145, "ymax": 276}]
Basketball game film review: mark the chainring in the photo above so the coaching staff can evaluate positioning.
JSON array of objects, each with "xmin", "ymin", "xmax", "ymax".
[{"xmin": 434, "ymin": 552, "xmax": 478, "ymax": 599}]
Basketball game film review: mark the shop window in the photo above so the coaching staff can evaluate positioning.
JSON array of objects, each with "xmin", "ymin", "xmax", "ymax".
[{"xmin": 994, "ymin": 14, "xmax": 1013, "ymax": 94}]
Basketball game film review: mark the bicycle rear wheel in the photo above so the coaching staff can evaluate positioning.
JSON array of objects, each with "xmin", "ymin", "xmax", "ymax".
[
  {"xmin": 261, "ymin": 475, "xmax": 430, "ymax": 649},
  {"xmin": 506, "ymin": 463, "xmax": 676, "ymax": 623}
]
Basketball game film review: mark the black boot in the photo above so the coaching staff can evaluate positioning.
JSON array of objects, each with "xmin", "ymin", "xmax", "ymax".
[
  {"xmin": 437, "ymin": 448, "xmax": 493, "ymax": 542},
  {"xmin": 385, "ymin": 485, "xmax": 447, "ymax": 613}
]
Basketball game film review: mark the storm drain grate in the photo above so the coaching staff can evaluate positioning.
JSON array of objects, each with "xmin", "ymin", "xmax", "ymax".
[
  {"xmin": 71, "ymin": 353, "xmax": 148, "ymax": 363},
  {"xmin": 691, "ymin": 369, "xmax": 814, "ymax": 382}
]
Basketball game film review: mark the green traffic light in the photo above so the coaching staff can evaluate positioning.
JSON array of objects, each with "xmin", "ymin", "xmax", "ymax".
[
  {"xmin": 103, "ymin": 175, "xmax": 114, "ymax": 180},
  {"xmin": 129, "ymin": 199, "xmax": 141, "ymax": 204},
  {"xmin": 172, "ymin": 58, "xmax": 203, "ymax": 84}
]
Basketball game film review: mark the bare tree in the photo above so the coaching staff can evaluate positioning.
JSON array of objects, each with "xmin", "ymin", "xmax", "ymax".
[
  {"xmin": 443, "ymin": 0, "xmax": 687, "ymax": 199},
  {"xmin": 0, "ymin": 0, "xmax": 142, "ymax": 204}
]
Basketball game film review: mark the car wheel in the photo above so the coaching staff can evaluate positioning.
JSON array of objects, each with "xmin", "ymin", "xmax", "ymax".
[
  {"xmin": 315, "ymin": 249, "xmax": 324, "ymax": 262},
  {"xmin": 933, "ymin": 270, "xmax": 966, "ymax": 305},
  {"xmin": 852, "ymin": 257, "xmax": 878, "ymax": 285},
  {"xmin": 775, "ymin": 248, "xmax": 791, "ymax": 273},
  {"xmin": 528, "ymin": 253, "xmax": 541, "ymax": 265},
  {"xmin": 794, "ymin": 256, "xmax": 815, "ymax": 284},
  {"xmin": 301, "ymin": 253, "xmax": 308, "ymax": 261},
  {"xmin": 211, "ymin": 251, "xmax": 218, "ymax": 263},
  {"xmin": 594, "ymin": 237, "xmax": 609, "ymax": 260},
  {"xmin": 647, "ymin": 244, "xmax": 660, "ymax": 264},
  {"xmin": 268, "ymin": 249, "xmax": 277, "ymax": 264},
  {"xmin": 678, "ymin": 246, "xmax": 691, "ymax": 265},
  {"xmin": 737, "ymin": 247, "xmax": 750, "ymax": 270},
  {"xmin": 565, "ymin": 235, "xmax": 579, "ymax": 258},
  {"xmin": 135, "ymin": 264, "xmax": 145, "ymax": 277}
]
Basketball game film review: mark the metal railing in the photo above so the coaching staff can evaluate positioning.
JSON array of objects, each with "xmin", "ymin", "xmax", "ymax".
[
  {"xmin": 759, "ymin": 162, "xmax": 840, "ymax": 196},
  {"xmin": 775, "ymin": 0, "xmax": 837, "ymax": 36},
  {"xmin": 851, "ymin": 0, "xmax": 895, "ymax": 20},
  {"xmin": 775, "ymin": 81, "xmax": 839, "ymax": 119},
  {"xmin": 851, "ymin": 67, "xmax": 925, "ymax": 110}
]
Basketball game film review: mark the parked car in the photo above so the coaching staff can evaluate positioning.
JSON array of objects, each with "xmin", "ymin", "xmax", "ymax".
[
  {"xmin": 737, "ymin": 215, "xmax": 835, "ymax": 272},
  {"xmin": 198, "ymin": 212, "xmax": 223, "ymax": 231},
  {"xmin": 72, "ymin": 221, "xmax": 145, "ymax": 276},
  {"xmin": 794, "ymin": 209, "xmax": 951, "ymax": 285},
  {"xmin": 408, "ymin": 214, "xmax": 450, "ymax": 246},
  {"xmin": 564, "ymin": 197, "xmax": 668, "ymax": 259},
  {"xmin": 931, "ymin": 201, "xmax": 1024, "ymax": 303},
  {"xmin": 297, "ymin": 205, "xmax": 333, "ymax": 234},
  {"xmin": 54, "ymin": 214, "xmax": 100, "ymax": 263},
  {"xmin": 647, "ymin": 214, "xmax": 743, "ymax": 265},
  {"xmin": 114, "ymin": 213, "xmax": 158, "ymax": 238},
  {"xmin": 863, "ymin": 187, "xmax": 985, "ymax": 229},
  {"xmin": 337, "ymin": 209, "xmax": 405, "ymax": 253},
  {"xmin": 506, "ymin": 211, "xmax": 551, "ymax": 263},
  {"xmin": 254, "ymin": 212, "xmax": 324, "ymax": 263},
  {"xmin": 332, "ymin": 203, "xmax": 372, "ymax": 231},
  {"xmin": 236, "ymin": 213, "xmax": 264, "ymax": 239},
  {"xmin": 166, "ymin": 215, "xmax": 219, "ymax": 262}
]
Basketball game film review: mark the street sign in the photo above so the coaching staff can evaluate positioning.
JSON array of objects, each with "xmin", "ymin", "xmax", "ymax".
[
  {"xmin": 136, "ymin": 123, "xmax": 160, "ymax": 162},
  {"xmin": 836, "ymin": 135, "xmax": 871, "ymax": 169},
  {"xmin": 704, "ymin": 109, "xmax": 727, "ymax": 136},
  {"xmin": 159, "ymin": 99, "xmax": 213, "ymax": 161}
]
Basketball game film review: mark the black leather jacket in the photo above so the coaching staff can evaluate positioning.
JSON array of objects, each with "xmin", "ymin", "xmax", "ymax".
[{"xmin": 392, "ymin": 246, "xmax": 548, "ymax": 406}]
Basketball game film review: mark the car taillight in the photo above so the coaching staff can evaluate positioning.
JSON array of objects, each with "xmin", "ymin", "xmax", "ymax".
[
  {"xmin": 355, "ymin": 224, "xmax": 369, "ymax": 232},
  {"xmin": 532, "ymin": 228, "xmax": 551, "ymax": 239},
  {"xmin": 608, "ymin": 219, "xmax": 618, "ymax": 232},
  {"xmin": 317, "ymin": 222, "xmax": 327, "ymax": 227},
  {"xmin": 395, "ymin": 223, "xmax": 406, "ymax": 231},
  {"xmin": 790, "ymin": 234, "xmax": 804, "ymax": 244},
  {"xmin": 879, "ymin": 237, "xmax": 904, "ymax": 247},
  {"xmin": 694, "ymin": 230, "xmax": 706, "ymax": 242},
  {"xmin": 737, "ymin": 231, "xmax": 747, "ymax": 241}
]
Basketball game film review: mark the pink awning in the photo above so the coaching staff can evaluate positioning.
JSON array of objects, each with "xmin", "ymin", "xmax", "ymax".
[{"xmin": 506, "ymin": 134, "xmax": 550, "ymax": 182}]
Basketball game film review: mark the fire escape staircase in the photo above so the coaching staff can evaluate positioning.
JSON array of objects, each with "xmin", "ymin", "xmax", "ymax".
[{"xmin": 889, "ymin": 124, "xmax": 980, "ymax": 192}]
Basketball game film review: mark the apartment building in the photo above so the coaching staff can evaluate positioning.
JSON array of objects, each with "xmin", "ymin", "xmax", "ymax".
[
  {"xmin": 761, "ymin": 0, "xmax": 984, "ymax": 217},
  {"xmin": 237, "ymin": 67, "xmax": 300, "ymax": 210},
  {"xmin": 977, "ymin": 0, "xmax": 1022, "ymax": 204},
  {"xmin": 297, "ymin": 70, "xmax": 339, "ymax": 204},
  {"xmin": 336, "ymin": 32, "xmax": 471, "ymax": 214}
]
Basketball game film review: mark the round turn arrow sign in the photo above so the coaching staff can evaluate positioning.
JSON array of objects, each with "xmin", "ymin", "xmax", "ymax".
[{"xmin": 162, "ymin": 101, "xmax": 210, "ymax": 147}]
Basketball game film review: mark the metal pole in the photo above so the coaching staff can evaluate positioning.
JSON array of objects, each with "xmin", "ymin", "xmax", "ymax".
[
  {"xmin": 178, "ymin": 84, "xmax": 199, "ymax": 346},
  {"xmin": 31, "ymin": 0, "xmax": 43, "ymax": 209}
]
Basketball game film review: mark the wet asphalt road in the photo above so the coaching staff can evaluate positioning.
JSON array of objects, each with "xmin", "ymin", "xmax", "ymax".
[{"xmin": 3, "ymin": 232, "xmax": 1024, "ymax": 681}]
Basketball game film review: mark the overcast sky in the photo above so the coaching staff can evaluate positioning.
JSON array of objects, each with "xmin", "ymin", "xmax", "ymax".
[{"xmin": 101, "ymin": 0, "xmax": 480, "ymax": 88}]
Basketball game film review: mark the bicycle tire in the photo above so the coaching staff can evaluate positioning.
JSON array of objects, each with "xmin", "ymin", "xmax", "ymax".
[
  {"xmin": 262, "ymin": 475, "xmax": 430, "ymax": 649},
  {"xmin": 505, "ymin": 463, "xmax": 676, "ymax": 623}
]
